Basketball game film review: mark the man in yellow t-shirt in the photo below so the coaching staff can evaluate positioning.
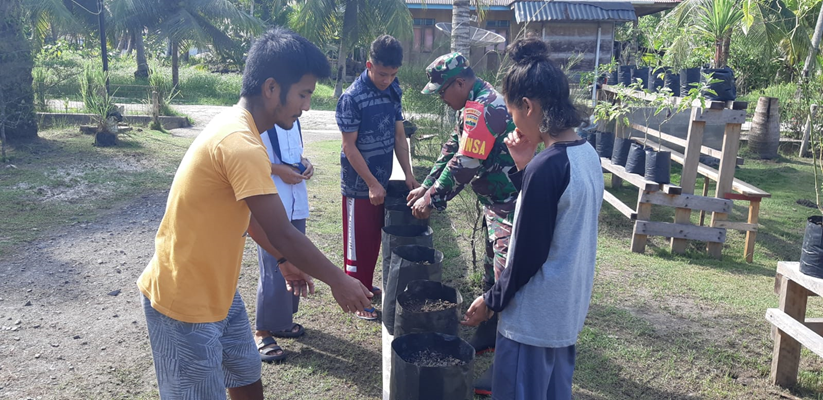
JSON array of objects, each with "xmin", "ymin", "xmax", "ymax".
[{"xmin": 137, "ymin": 28, "xmax": 373, "ymax": 400}]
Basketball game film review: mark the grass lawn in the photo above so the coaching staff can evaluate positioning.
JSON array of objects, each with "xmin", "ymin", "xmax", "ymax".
[{"xmin": 3, "ymin": 126, "xmax": 823, "ymax": 399}]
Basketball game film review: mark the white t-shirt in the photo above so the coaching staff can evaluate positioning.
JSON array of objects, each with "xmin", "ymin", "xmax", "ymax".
[{"xmin": 260, "ymin": 122, "xmax": 310, "ymax": 221}]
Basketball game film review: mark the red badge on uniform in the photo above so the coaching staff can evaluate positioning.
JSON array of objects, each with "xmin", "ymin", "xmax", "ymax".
[{"xmin": 459, "ymin": 101, "xmax": 495, "ymax": 160}]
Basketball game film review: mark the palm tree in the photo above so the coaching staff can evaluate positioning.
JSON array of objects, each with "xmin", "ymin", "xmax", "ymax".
[
  {"xmin": 291, "ymin": 0, "xmax": 412, "ymax": 97},
  {"xmin": 21, "ymin": 0, "xmax": 83, "ymax": 48},
  {"xmin": 1, "ymin": 0, "xmax": 38, "ymax": 142},
  {"xmin": 452, "ymin": 0, "xmax": 471, "ymax": 55},
  {"xmin": 112, "ymin": 0, "xmax": 263, "ymax": 86}
]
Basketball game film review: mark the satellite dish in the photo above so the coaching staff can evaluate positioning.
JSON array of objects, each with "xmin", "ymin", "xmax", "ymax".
[{"xmin": 435, "ymin": 22, "xmax": 505, "ymax": 47}]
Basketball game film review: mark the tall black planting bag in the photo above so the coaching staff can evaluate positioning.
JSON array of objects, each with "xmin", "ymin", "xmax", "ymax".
[
  {"xmin": 385, "ymin": 198, "xmax": 429, "ymax": 228},
  {"xmin": 648, "ymin": 68, "xmax": 665, "ymax": 92},
  {"xmin": 664, "ymin": 70, "xmax": 681, "ymax": 97},
  {"xmin": 800, "ymin": 216, "xmax": 823, "ymax": 278},
  {"xmin": 611, "ymin": 136, "xmax": 632, "ymax": 167},
  {"xmin": 394, "ymin": 280, "xmax": 462, "ymax": 337},
  {"xmin": 586, "ymin": 131, "xmax": 597, "ymax": 148},
  {"xmin": 608, "ymin": 69, "xmax": 618, "ymax": 85},
  {"xmin": 618, "ymin": 65, "xmax": 635, "ymax": 86},
  {"xmin": 644, "ymin": 149, "xmax": 671, "ymax": 184},
  {"xmin": 596, "ymin": 130, "xmax": 615, "ymax": 158},
  {"xmin": 680, "ymin": 67, "xmax": 701, "ymax": 96},
  {"xmin": 625, "ymin": 143, "xmax": 646, "ymax": 175},
  {"xmin": 390, "ymin": 332, "xmax": 475, "ymax": 400},
  {"xmin": 381, "ymin": 225, "xmax": 433, "ymax": 290},
  {"xmin": 702, "ymin": 67, "xmax": 737, "ymax": 101},
  {"xmin": 633, "ymin": 66, "xmax": 650, "ymax": 88},
  {"xmin": 384, "ymin": 246, "xmax": 443, "ymax": 335}
]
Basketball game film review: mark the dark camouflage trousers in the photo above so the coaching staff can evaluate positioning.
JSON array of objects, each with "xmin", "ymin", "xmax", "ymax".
[{"xmin": 482, "ymin": 206, "xmax": 513, "ymax": 291}]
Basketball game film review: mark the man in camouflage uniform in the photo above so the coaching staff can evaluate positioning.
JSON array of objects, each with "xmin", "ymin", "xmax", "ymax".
[{"xmin": 407, "ymin": 52, "xmax": 516, "ymax": 396}]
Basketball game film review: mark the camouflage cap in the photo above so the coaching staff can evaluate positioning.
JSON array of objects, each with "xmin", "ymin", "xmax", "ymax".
[{"xmin": 421, "ymin": 52, "xmax": 470, "ymax": 94}]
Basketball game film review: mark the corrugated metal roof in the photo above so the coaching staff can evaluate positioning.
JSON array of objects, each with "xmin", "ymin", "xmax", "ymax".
[
  {"xmin": 406, "ymin": 0, "xmax": 513, "ymax": 5},
  {"xmin": 513, "ymin": 1, "xmax": 638, "ymax": 22}
]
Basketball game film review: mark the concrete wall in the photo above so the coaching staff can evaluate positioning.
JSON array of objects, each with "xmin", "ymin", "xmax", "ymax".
[{"xmin": 37, "ymin": 113, "xmax": 191, "ymax": 130}]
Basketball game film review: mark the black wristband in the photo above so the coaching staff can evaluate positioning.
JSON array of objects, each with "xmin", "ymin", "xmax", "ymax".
[{"xmin": 277, "ymin": 257, "xmax": 287, "ymax": 265}]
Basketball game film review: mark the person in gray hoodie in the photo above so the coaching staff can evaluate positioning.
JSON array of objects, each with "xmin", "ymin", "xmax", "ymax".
[{"xmin": 462, "ymin": 37, "xmax": 604, "ymax": 400}]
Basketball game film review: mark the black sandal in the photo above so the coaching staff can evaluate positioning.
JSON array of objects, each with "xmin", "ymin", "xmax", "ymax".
[
  {"xmin": 271, "ymin": 323, "xmax": 305, "ymax": 338},
  {"xmin": 257, "ymin": 336, "xmax": 286, "ymax": 363}
]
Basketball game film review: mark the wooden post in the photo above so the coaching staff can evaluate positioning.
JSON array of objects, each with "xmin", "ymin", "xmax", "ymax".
[
  {"xmin": 708, "ymin": 121, "xmax": 742, "ymax": 258},
  {"xmin": 631, "ymin": 189, "xmax": 653, "ymax": 253},
  {"xmin": 744, "ymin": 199, "xmax": 761, "ymax": 263},
  {"xmin": 699, "ymin": 176, "xmax": 710, "ymax": 226},
  {"xmin": 771, "ymin": 276, "xmax": 809, "ymax": 387},
  {"xmin": 799, "ymin": 104, "xmax": 818, "ymax": 157},
  {"xmin": 672, "ymin": 108, "xmax": 705, "ymax": 253}
]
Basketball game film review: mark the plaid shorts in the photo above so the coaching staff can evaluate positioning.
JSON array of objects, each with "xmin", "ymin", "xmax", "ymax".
[{"xmin": 142, "ymin": 291, "xmax": 260, "ymax": 399}]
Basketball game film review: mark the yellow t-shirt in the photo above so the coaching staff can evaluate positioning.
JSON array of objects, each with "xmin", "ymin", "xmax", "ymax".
[{"xmin": 137, "ymin": 106, "xmax": 277, "ymax": 323}]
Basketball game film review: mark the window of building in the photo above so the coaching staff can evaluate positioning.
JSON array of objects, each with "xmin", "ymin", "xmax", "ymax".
[
  {"xmin": 413, "ymin": 18, "xmax": 436, "ymax": 53},
  {"xmin": 485, "ymin": 20, "xmax": 510, "ymax": 53}
]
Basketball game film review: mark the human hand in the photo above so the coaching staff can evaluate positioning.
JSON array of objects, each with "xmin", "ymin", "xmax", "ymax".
[
  {"xmin": 329, "ymin": 274, "xmax": 374, "ymax": 313},
  {"xmin": 272, "ymin": 164, "xmax": 308, "ymax": 185},
  {"xmin": 301, "ymin": 158, "xmax": 314, "ymax": 180},
  {"xmin": 461, "ymin": 295, "xmax": 494, "ymax": 327},
  {"xmin": 411, "ymin": 190, "xmax": 433, "ymax": 219},
  {"xmin": 504, "ymin": 128, "xmax": 540, "ymax": 171},
  {"xmin": 279, "ymin": 261, "xmax": 316, "ymax": 297},
  {"xmin": 368, "ymin": 182, "xmax": 386, "ymax": 206},
  {"xmin": 405, "ymin": 176, "xmax": 420, "ymax": 191},
  {"xmin": 406, "ymin": 186, "xmax": 426, "ymax": 206}
]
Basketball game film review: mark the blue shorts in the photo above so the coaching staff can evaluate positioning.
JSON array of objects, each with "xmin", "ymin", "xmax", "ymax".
[
  {"xmin": 492, "ymin": 333, "xmax": 576, "ymax": 400},
  {"xmin": 142, "ymin": 291, "xmax": 260, "ymax": 399}
]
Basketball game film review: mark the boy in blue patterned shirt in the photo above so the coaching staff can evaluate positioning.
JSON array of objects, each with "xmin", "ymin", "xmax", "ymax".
[{"xmin": 336, "ymin": 35, "xmax": 419, "ymax": 320}]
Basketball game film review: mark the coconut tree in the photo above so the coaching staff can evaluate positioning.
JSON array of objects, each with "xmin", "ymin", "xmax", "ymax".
[
  {"xmin": 112, "ymin": 0, "xmax": 263, "ymax": 86},
  {"xmin": 452, "ymin": 0, "xmax": 471, "ymax": 55},
  {"xmin": 291, "ymin": 0, "xmax": 412, "ymax": 97},
  {"xmin": 1, "ymin": 0, "xmax": 38, "ymax": 143}
]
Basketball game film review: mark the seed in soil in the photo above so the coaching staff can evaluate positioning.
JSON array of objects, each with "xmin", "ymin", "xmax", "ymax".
[
  {"xmin": 404, "ymin": 299, "xmax": 457, "ymax": 312},
  {"xmin": 407, "ymin": 349, "xmax": 465, "ymax": 367}
]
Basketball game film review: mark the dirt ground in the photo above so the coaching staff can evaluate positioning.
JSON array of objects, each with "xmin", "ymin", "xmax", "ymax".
[{"xmin": 0, "ymin": 106, "xmax": 353, "ymax": 400}]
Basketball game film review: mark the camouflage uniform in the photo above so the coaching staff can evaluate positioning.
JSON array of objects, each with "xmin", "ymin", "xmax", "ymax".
[{"xmin": 421, "ymin": 53, "xmax": 517, "ymax": 289}]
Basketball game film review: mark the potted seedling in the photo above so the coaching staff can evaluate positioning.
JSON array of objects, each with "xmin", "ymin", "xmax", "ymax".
[
  {"xmin": 79, "ymin": 63, "xmax": 122, "ymax": 147},
  {"xmin": 607, "ymin": 90, "xmax": 634, "ymax": 167},
  {"xmin": 593, "ymin": 100, "xmax": 616, "ymax": 159},
  {"xmin": 800, "ymin": 123, "xmax": 823, "ymax": 278}
]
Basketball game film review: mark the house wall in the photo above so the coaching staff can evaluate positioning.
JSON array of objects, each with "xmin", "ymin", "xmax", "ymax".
[{"xmin": 540, "ymin": 22, "xmax": 615, "ymax": 75}]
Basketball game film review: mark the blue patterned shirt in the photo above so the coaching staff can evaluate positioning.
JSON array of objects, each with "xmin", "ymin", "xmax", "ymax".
[{"xmin": 336, "ymin": 69, "xmax": 404, "ymax": 198}]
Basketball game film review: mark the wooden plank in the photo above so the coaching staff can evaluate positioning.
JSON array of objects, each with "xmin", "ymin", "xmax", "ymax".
[
  {"xmin": 610, "ymin": 173, "xmax": 623, "ymax": 189},
  {"xmin": 805, "ymin": 318, "xmax": 823, "ymax": 336},
  {"xmin": 600, "ymin": 157, "xmax": 660, "ymax": 192},
  {"xmin": 699, "ymin": 176, "xmax": 710, "ymax": 226},
  {"xmin": 603, "ymin": 189, "xmax": 637, "ymax": 220},
  {"xmin": 709, "ymin": 122, "xmax": 742, "ymax": 258},
  {"xmin": 778, "ymin": 262, "xmax": 823, "ymax": 298},
  {"xmin": 681, "ymin": 109, "xmax": 706, "ymax": 194},
  {"xmin": 692, "ymin": 108, "xmax": 747, "ymax": 124},
  {"xmin": 634, "ymin": 220, "xmax": 726, "ymax": 243},
  {"xmin": 663, "ymin": 184, "xmax": 682, "ymax": 195},
  {"xmin": 633, "ymin": 139, "xmax": 769, "ymax": 197},
  {"xmin": 628, "ymin": 123, "xmax": 742, "ymax": 164},
  {"xmin": 602, "ymin": 85, "xmax": 748, "ymax": 113},
  {"xmin": 766, "ymin": 308, "xmax": 823, "ymax": 358},
  {"xmin": 631, "ymin": 190, "xmax": 653, "ymax": 253},
  {"xmin": 640, "ymin": 192, "xmax": 733, "ymax": 213},
  {"xmin": 770, "ymin": 274, "xmax": 810, "ymax": 387},
  {"xmin": 671, "ymin": 207, "xmax": 691, "ymax": 254},
  {"xmin": 712, "ymin": 221, "xmax": 759, "ymax": 232},
  {"xmin": 745, "ymin": 199, "xmax": 761, "ymax": 263}
]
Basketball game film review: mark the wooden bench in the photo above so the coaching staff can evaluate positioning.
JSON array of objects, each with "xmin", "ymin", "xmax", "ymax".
[{"xmin": 767, "ymin": 261, "xmax": 823, "ymax": 387}]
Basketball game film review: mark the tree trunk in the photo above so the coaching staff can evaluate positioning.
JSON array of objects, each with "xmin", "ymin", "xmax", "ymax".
[
  {"xmin": 798, "ymin": 4, "xmax": 823, "ymax": 96},
  {"xmin": 714, "ymin": 38, "xmax": 724, "ymax": 68},
  {"xmin": 126, "ymin": 31, "xmax": 134, "ymax": 55},
  {"xmin": 718, "ymin": 32, "xmax": 731, "ymax": 69},
  {"xmin": 749, "ymin": 97, "xmax": 780, "ymax": 159},
  {"xmin": 451, "ymin": 0, "xmax": 471, "ymax": 55},
  {"xmin": 133, "ymin": 28, "xmax": 149, "ymax": 78},
  {"xmin": 172, "ymin": 41, "xmax": 180, "ymax": 88},
  {"xmin": 0, "ymin": 0, "xmax": 38, "ymax": 142},
  {"xmin": 334, "ymin": 0, "xmax": 359, "ymax": 98}
]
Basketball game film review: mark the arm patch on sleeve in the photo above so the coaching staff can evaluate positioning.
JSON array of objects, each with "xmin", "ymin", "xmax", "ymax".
[{"xmin": 459, "ymin": 100, "xmax": 495, "ymax": 160}]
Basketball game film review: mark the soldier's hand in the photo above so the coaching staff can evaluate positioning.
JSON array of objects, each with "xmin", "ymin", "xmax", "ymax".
[
  {"xmin": 504, "ymin": 128, "xmax": 539, "ymax": 172},
  {"xmin": 368, "ymin": 183, "xmax": 386, "ymax": 206},
  {"xmin": 406, "ymin": 186, "xmax": 427, "ymax": 206},
  {"xmin": 411, "ymin": 190, "xmax": 433, "ymax": 219}
]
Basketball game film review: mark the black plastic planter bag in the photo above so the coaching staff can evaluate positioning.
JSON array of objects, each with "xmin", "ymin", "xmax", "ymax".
[
  {"xmin": 394, "ymin": 280, "xmax": 462, "ymax": 337},
  {"xmin": 664, "ymin": 70, "xmax": 681, "ymax": 97},
  {"xmin": 644, "ymin": 149, "xmax": 671, "ymax": 184},
  {"xmin": 618, "ymin": 65, "xmax": 635, "ymax": 86},
  {"xmin": 390, "ymin": 332, "xmax": 475, "ymax": 400},
  {"xmin": 608, "ymin": 70, "xmax": 618, "ymax": 86},
  {"xmin": 385, "ymin": 199, "xmax": 429, "ymax": 228},
  {"xmin": 596, "ymin": 131, "xmax": 615, "ymax": 158},
  {"xmin": 633, "ymin": 66, "xmax": 650, "ymax": 88},
  {"xmin": 611, "ymin": 137, "xmax": 632, "ymax": 167},
  {"xmin": 625, "ymin": 143, "xmax": 646, "ymax": 175},
  {"xmin": 384, "ymin": 246, "xmax": 443, "ymax": 335},
  {"xmin": 586, "ymin": 131, "xmax": 597, "ymax": 148},
  {"xmin": 648, "ymin": 68, "xmax": 665, "ymax": 92},
  {"xmin": 701, "ymin": 67, "xmax": 737, "ymax": 101},
  {"xmin": 382, "ymin": 225, "xmax": 434, "ymax": 290},
  {"xmin": 800, "ymin": 216, "xmax": 823, "ymax": 278},
  {"xmin": 680, "ymin": 67, "xmax": 701, "ymax": 96}
]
